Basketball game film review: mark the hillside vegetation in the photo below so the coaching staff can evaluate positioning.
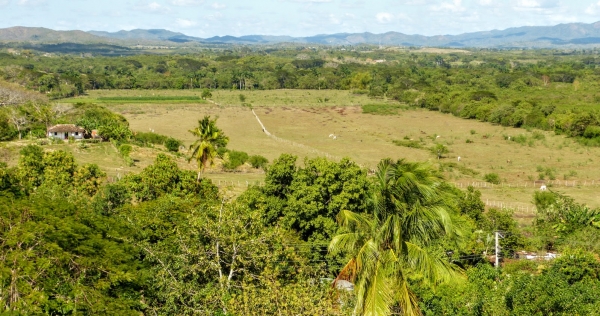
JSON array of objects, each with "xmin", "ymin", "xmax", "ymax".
[{"xmin": 1, "ymin": 46, "xmax": 600, "ymax": 314}]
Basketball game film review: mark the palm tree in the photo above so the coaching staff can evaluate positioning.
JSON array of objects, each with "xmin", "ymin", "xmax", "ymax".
[
  {"xmin": 329, "ymin": 159, "xmax": 465, "ymax": 316},
  {"xmin": 188, "ymin": 116, "xmax": 229, "ymax": 181}
]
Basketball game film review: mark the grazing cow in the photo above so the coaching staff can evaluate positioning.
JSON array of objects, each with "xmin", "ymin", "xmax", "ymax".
[
  {"xmin": 329, "ymin": 134, "xmax": 334, "ymax": 138},
  {"xmin": 540, "ymin": 185, "xmax": 547, "ymax": 191},
  {"xmin": 436, "ymin": 135, "xmax": 441, "ymax": 139},
  {"xmin": 507, "ymin": 159, "xmax": 512, "ymax": 164},
  {"xmin": 458, "ymin": 156, "xmax": 461, "ymax": 162}
]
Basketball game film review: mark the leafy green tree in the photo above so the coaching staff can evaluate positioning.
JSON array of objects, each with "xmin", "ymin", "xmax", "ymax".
[
  {"xmin": 42, "ymin": 150, "xmax": 77, "ymax": 187},
  {"xmin": 188, "ymin": 116, "xmax": 229, "ymax": 180},
  {"xmin": 73, "ymin": 164, "xmax": 106, "ymax": 197},
  {"xmin": 164, "ymin": 137, "xmax": 181, "ymax": 152},
  {"xmin": 458, "ymin": 186, "xmax": 485, "ymax": 222},
  {"xmin": 201, "ymin": 88, "xmax": 212, "ymax": 99},
  {"xmin": 16, "ymin": 145, "xmax": 45, "ymax": 193},
  {"xmin": 125, "ymin": 154, "xmax": 218, "ymax": 202},
  {"xmin": 329, "ymin": 158, "xmax": 464, "ymax": 316},
  {"xmin": 431, "ymin": 143, "xmax": 449, "ymax": 159},
  {"xmin": 248, "ymin": 155, "xmax": 268, "ymax": 169}
]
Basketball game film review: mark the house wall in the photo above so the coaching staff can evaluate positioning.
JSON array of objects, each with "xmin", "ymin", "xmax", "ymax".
[{"xmin": 48, "ymin": 131, "xmax": 84, "ymax": 140}]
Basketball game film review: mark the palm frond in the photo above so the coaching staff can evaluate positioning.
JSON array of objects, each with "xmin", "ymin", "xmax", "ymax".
[{"xmin": 403, "ymin": 241, "xmax": 459, "ymax": 285}]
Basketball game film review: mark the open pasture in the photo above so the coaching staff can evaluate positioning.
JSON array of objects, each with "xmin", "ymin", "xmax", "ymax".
[{"xmin": 94, "ymin": 89, "xmax": 600, "ymax": 211}]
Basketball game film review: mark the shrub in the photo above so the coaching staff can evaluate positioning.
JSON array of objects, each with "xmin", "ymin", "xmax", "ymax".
[
  {"xmin": 362, "ymin": 104, "xmax": 404, "ymax": 115},
  {"xmin": 583, "ymin": 125, "xmax": 600, "ymax": 139},
  {"xmin": 532, "ymin": 131, "xmax": 546, "ymax": 140},
  {"xmin": 393, "ymin": 139, "xmax": 423, "ymax": 149},
  {"xmin": 248, "ymin": 155, "xmax": 268, "ymax": 169},
  {"xmin": 223, "ymin": 150, "xmax": 249, "ymax": 170},
  {"xmin": 164, "ymin": 138, "xmax": 182, "ymax": 153},
  {"xmin": 118, "ymin": 144, "xmax": 132, "ymax": 157},
  {"xmin": 483, "ymin": 173, "xmax": 501, "ymax": 184},
  {"xmin": 132, "ymin": 132, "xmax": 168, "ymax": 146}
]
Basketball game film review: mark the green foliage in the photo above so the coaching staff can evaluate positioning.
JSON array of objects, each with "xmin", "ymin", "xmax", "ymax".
[
  {"xmin": 362, "ymin": 103, "xmax": 404, "ymax": 115},
  {"xmin": 118, "ymin": 143, "xmax": 132, "ymax": 157},
  {"xmin": 188, "ymin": 115, "xmax": 229, "ymax": 177},
  {"xmin": 458, "ymin": 186, "xmax": 485, "ymax": 221},
  {"xmin": 431, "ymin": 143, "xmax": 449, "ymax": 159},
  {"xmin": 392, "ymin": 139, "xmax": 423, "ymax": 148},
  {"xmin": 132, "ymin": 131, "xmax": 168, "ymax": 146},
  {"xmin": 483, "ymin": 172, "xmax": 501, "ymax": 184},
  {"xmin": 223, "ymin": 150, "xmax": 249, "ymax": 170},
  {"xmin": 97, "ymin": 96, "xmax": 202, "ymax": 102},
  {"xmin": 201, "ymin": 88, "xmax": 212, "ymax": 99},
  {"xmin": 73, "ymin": 163, "xmax": 106, "ymax": 196},
  {"xmin": 248, "ymin": 155, "xmax": 268, "ymax": 169},
  {"xmin": 480, "ymin": 208, "xmax": 525, "ymax": 256},
  {"xmin": 124, "ymin": 154, "xmax": 218, "ymax": 202},
  {"xmin": 329, "ymin": 158, "xmax": 465, "ymax": 315},
  {"xmin": 164, "ymin": 137, "xmax": 182, "ymax": 152}
]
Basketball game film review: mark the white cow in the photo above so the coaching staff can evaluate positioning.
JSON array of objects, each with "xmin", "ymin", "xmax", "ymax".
[
  {"xmin": 457, "ymin": 156, "xmax": 461, "ymax": 162},
  {"xmin": 540, "ymin": 185, "xmax": 547, "ymax": 191}
]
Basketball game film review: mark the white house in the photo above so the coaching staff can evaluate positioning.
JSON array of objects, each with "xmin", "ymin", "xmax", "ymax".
[{"xmin": 47, "ymin": 124, "xmax": 85, "ymax": 140}]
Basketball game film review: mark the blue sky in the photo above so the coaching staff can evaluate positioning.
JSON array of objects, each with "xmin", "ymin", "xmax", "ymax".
[{"xmin": 1, "ymin": 0, "xmax": 600, "ymax": 37}]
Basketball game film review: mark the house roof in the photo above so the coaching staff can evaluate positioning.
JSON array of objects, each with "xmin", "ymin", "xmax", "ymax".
[{"xmin": 47, "ymin": 124, "xmax": 85, "ymax": 133}]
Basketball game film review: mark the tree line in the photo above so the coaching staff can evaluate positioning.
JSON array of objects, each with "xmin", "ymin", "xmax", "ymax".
[{"xmin": 3, "ymin": 48, "xmax": 600, "ymax": 143}]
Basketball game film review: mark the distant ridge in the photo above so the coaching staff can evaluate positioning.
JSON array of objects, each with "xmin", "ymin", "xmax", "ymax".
[{"xmin": 4, "ymin": 21, "xmax": 600, "ymax": 48}]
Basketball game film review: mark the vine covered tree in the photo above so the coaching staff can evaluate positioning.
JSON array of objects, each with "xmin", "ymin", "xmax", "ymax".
[
  {"xmin": 329, "ymin": 158, "xmax": 465, "ymax": 315},
  {"xmin": 188, "ymin": 116, "xmax": 229, "ymax": 180}
]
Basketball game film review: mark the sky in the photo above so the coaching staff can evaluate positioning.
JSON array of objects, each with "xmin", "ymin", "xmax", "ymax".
[{"xmin": 1, "ymin": 0, "xmax": 600, "ymax": 38}]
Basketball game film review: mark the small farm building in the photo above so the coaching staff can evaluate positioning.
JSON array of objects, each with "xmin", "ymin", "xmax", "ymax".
[{"xmin": 47, "ymin": 124, "xmax": 85, "ymax": 140}]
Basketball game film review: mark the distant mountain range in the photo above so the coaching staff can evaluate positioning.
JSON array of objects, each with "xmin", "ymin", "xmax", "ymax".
[{"xmin": 3, "ymin": 21, "xmax": 600, "ymax": 48}]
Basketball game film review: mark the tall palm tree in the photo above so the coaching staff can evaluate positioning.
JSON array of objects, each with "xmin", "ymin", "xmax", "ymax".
[
  {"xmin": 188, "ymin": 116, "xmax": 229, "ymax": 181},
  {"xmin": 329, "ymin": 159, "xmax": 464, "ymax": 316}
]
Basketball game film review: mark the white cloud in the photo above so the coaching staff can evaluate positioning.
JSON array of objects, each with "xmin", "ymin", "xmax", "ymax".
[
  {"xmin": 514, "ymin": 0, "xmax": 559, "ymax": 9},
  {"xmin": 585, "ymin": 1, "xmax": 600, "ymax": 15},
  {"xmin": 0, "ymin": 0, "xmax": 9, "ymax": 6},
  {"xmin": 170, "ymin": 0, "xmax": 204, "ymax": 6},
  {"xmin": 134, "ymin": 1, "xmax": 170, "ymax": 13},
  {"xmin": 211, "ymin": 2, "xmax": 226, "ymax": 9},
  {"xmin": 206, "ymin": 12, "xmax": 223, "ymax": 21},
  {"xmin": 432, "ymin": 0, "xmax": 466, "ymax": 12},
  {"xmin": 397, "ymin": 0, "xmax": 433, "ymax": 5},
  {"xmin": 478, "ymin": 0, "xmax": 493, "ymax": 6},
  {"xmin": 329, "ymin": 14, "xmax": 340, "ymax": 24},
  {"xmin": 176, "ymin": 18, "xmax": 197, "ymax": 27},
  {"xmin": 17, "ymin": 0, "xmax": 46, "ymax": 5},
  {"xmin": 289, "ymin": 0, "xmax": 332, "ymax": 2},
  {"xmin": 376, "ymin": 12, "xmax": 394, "ymax": 23}
]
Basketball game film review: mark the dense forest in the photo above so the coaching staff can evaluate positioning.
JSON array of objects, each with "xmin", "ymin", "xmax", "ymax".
[{"xmin": 1, "ymin": 46, "xmax": 600, "ymax": 314}]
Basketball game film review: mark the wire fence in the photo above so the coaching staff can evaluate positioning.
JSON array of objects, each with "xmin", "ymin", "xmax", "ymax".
[
  {"xmin": 452, "ymin": 180, "xmax": 600, "ymax": 189},
  {"xmin": 484, "ymin": 200, "xmax": 538, "ymax": 214}
]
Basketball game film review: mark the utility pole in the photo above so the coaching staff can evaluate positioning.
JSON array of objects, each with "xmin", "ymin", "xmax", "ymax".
[{"xmin": 495, "ymin": 231, "xmax": 504, "ymax": 269}]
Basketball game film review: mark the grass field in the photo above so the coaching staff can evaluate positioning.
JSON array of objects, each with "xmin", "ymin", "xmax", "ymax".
[{"xmin": 45, "ymin": 89, "xmax": 600, "ymax": 215}]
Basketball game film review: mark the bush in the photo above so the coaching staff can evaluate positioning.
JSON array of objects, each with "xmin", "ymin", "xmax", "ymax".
[
  {"xmin": 164, "ymin": 138, "xmax": 182, "ymax": 152},
  {"xmin": 393, "ymin": 139, "xmax": 423, "ymax": 149},
  {"xmin": 583, "ymin": 125, "xmax": 600, "ymax": 139},
  {"xmin": 118, "ymin": 144, "xmax": 132, "ymax": 157},
  {"xmin": 223, "ymin": 150, "xmax": 249, "ymax": 170},
  {"xmin": 362, "ymin": 104, "xmax": 404, "ymax": 115},
  {"xmin": 483, "ymin": 173, "xmax": 501, "ymax": 184},
  {"xmin": 248, "ymin": 155, "xmax": 268, "ymax": 169},
  {"xmin": 132, "ymin": 132, "xmax": 168, "ymax": 146}
]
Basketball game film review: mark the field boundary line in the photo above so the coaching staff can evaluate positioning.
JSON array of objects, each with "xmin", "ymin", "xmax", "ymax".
[{"xmin": 251, "ymin": 108, "xmax": 343, "ymax": 162}]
